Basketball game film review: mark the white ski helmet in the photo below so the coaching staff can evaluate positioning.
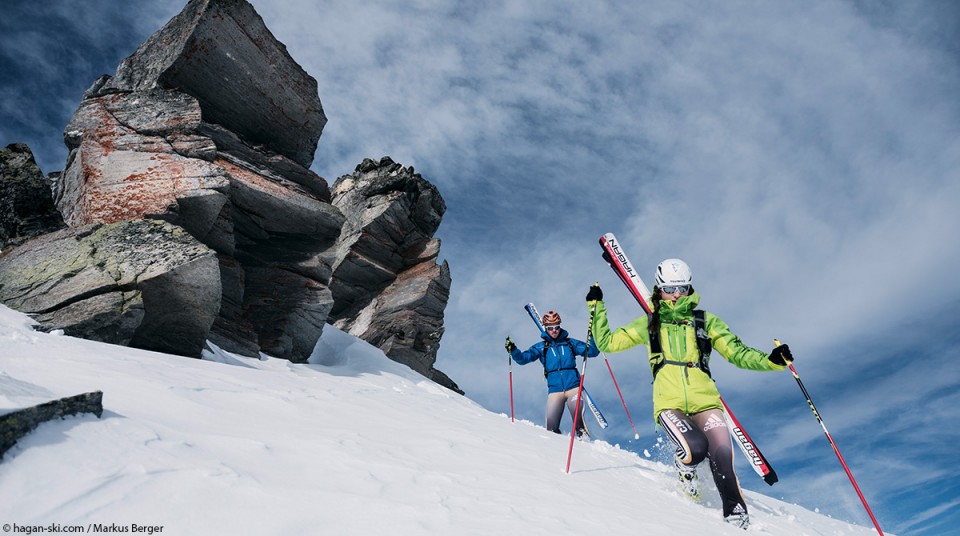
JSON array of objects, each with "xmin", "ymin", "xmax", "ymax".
[{"xmin": 655, "ymin": 258, "xmax": 692, "ymax": 287}]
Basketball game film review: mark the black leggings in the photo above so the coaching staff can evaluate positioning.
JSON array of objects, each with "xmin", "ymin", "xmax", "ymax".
[{"xmin": 658, "ymin": 408, "xmax": 747, "ymax": 517}]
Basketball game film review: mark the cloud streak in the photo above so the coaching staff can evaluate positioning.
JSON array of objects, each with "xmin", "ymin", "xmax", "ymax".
[{"xmin": 2, "ymin": 1, "xmax": 959, "ymax": 533}]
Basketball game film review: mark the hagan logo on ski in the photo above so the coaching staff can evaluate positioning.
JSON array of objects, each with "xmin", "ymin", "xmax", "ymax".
[
  {"xmin": 599, "ymin": 233, "xmax": 653, "ymax": 313},
  {"xmin": 598, "ymin": 232, "xmax": 778, "ymax": 485}
]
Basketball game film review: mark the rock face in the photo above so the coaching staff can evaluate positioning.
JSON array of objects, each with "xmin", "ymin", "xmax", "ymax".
[
  {"xmin": 100, "ymin": 0, "xmax": 325, "ymax": 167},
  {"xmin": 327, "ymin": 157, "xmax": 460, "ymax": 394},
  {"xmin": 54, "ymin": 0, "xmax": 344, "ymax": 364},
  {"xmin": 0, "ymin": 144, "xmax": 66, "ymax": 250},
  {"xmin": 0, "ymin": 220, "xmax": 221, "ymax": 356},
  {"xmin": 0, "ymin": 0, "xmax": 459, "ymax": 392}
]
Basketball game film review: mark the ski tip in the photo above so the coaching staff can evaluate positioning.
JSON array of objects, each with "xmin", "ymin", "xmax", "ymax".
[{"xmin": 763, "ymin": 471, "xmax": 779, "ymax": 486}]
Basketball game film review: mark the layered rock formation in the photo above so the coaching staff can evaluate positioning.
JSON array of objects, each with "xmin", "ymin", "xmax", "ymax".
[
  {"xmin": 327, "ymin": 157, "xmax": 457, "ymax": 392},
  {"xmin": 0, "ymin": 0, "xmax": 459, "ymax": 393},
  {"xmin": 53, "ymin": 0, "xmax": 344, "ymax": 363},
  {"xmin": 0, "ymin": 219, "xmax": 220, "ymax": 356}
]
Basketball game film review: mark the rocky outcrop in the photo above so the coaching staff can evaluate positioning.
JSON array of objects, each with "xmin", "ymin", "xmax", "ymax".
[
  {"xmin": 100, "ymin": 0, "xmax": 325, "ymax": 167},
  {"xmin": 53, "ymin": 0, "xmax": 343, "ymax": 363},
  {"xmin": 0, "ymin": 144, "xmax": 66, "ymax": 250},
  {"xmin": 0, "ymin": 0, "xmax": 459, "ymax": 392},
  {"xmin": 1, "ymin": 391, "xmax": 103, "ymax": 460},
  {"xmin": 327, "ymin": 157, "xmax": 460, "ymax": 394},
  {"xmin": 0, "ymin": 220, "xmax": 221, "ymax": 356}
]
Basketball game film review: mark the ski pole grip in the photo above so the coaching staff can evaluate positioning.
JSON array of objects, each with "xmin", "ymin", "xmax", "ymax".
[{"xmin": 773, "ymin": 339, "xmax": 782, "ymax": 347}]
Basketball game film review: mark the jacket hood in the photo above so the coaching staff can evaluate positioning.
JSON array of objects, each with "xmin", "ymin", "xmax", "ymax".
[{"xmin": 657, "ymin": 291, "xmax": 701, "ymax": 322}]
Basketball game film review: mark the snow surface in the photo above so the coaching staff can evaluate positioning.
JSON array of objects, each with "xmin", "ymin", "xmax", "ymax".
[{"xmin": 0, "ymin": 304, "xmax": 886, "ymax": 535}]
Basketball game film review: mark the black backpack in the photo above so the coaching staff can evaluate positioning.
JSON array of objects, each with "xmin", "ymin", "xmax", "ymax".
[{"xmin": 541, "ymin": 339, "xmax": 579, "ymax": 379}]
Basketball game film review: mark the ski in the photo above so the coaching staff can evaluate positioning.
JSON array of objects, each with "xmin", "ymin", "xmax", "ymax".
[
  {"xmin": 524, "ymin": 303, "xmax": 608, "ymax": 429},
  {"xmin": 719, "ymin": 397, "xmax": 778, "ymax": 485},
  {"xmin": 598, "ymin": 232, "xmax": 778, "ymax": 485}
]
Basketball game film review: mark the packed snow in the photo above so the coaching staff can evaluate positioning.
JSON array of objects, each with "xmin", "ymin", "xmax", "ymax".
[{"xmin": 0, "ymin": 304, "xmax": 885, "ymax": 535}]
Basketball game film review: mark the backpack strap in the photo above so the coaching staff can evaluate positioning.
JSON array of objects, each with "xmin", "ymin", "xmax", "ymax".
[
  {"xmin": 647, "ymin": 312, "xmax": 662, "ymax": 354},
  {"xmin": 693, "ymin": 310, "xmax": 712, "ymax": 378},
  {"xmin": 542, "ymin": 339, "xmax": 578, "ymax": 379}
]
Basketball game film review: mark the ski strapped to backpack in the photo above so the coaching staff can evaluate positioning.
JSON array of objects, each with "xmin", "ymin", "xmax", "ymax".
[
  {"xmin": 524, "ymin": 303, "xmax": 608, "ymax": 429},
  {"xmin": 598, "ymin": 232, "xmax": 778, "ymax": 485}
]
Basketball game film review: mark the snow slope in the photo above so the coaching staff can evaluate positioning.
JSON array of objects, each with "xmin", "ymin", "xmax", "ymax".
[{"xmin": 0, "ymin": 305, "xmax": 885, "ymax": 535}]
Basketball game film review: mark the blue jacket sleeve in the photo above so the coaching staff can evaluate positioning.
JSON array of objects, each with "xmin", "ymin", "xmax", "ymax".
[
  {"xmin": 570, "ymin": 337, "xmax": 599, "ymax": 358},
  {"xmin": 511, "ymin": 342, "xmax": 544, "ymax": 365}
]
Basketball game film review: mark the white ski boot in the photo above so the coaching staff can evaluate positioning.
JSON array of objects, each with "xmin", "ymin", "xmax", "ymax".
[
  {"xmin": 724, "ymin": 505, "xmax": 750, "ymax": 530},
  {"xmin": 675, "ymin": 458, "xmax": 701, "ymax": 502}
]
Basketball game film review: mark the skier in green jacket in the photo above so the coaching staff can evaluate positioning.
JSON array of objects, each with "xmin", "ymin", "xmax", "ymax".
[{"xmin": 585, "ymin": 258, "xmax": 793, "ymax": 530}]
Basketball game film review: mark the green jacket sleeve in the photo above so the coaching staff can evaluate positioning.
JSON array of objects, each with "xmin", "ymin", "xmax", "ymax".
[
  {"xmin": 589, "ymin": 300, "xmax": 649, "ymax": 354},
  {"xmin": 705, "ymin": 312, "xmax": 785, "ymax": 371}
]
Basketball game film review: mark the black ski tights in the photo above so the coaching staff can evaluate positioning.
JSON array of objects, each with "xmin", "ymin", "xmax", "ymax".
[{"xmin": 658, "ymin": 408, "xmax": 747, "ymax": 517}]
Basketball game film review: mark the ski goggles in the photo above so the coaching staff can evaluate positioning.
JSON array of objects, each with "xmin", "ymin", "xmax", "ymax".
[
  {"xmin": 544, "ymin": 325, "xmax": 562, "ymax": 332},
  {"xmin": 660, "ymin": 285, "xmax": 691, "ymax": 295}
]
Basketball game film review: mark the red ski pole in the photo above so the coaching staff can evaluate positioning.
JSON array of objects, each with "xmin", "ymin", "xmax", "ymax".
[
  {"xmin": 603, "ymin": 356, "xmax": 639, "ymax": 439},
  {"xmin": 565, "ymin": 354, "xmax": 588, "ymax": 474},
  {"xmin": 506, "ymin": 340, "xmax": 515, "ymax": 422},
  {"xmin": 565, "ymin": 302, "xmax": 596, "ymax": 473},
  {"xmin": 509, "ymin": 359, "xmax": 515, "ymax": 423},
  {"xmin": 775, "ymin": 340, "xmax": 884, "ymax": 535}
]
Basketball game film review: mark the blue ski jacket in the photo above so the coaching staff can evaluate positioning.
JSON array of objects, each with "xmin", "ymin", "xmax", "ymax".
[{"xmin": 511, "ymin": 329, "xmax": 599, "ymax": 393}]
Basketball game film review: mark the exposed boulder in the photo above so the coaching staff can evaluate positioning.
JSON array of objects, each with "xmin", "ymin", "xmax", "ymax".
[
  {"xmin": 327, "ymin": 157, "xmax": 460, "ymax": 393},
  {"xmin": 0, "ymin": 219, "xmax": 221, "ymax": 357},
  {"xmin": 0, "ymin": 144, "xmax": 66, "ymax": 251},
  {"xmin": 1, "ymin": 391, "xmax": 104, "ymax": 460}
]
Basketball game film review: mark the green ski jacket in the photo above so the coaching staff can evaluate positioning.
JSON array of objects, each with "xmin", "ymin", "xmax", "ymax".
[{"xmin": 589, "ymin": 291, "xmax": 784, "ymax": 422}]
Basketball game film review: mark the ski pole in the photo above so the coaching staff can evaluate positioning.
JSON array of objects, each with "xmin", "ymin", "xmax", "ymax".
[
  {"xmin": 566, "ymin": 302, "xmax": 596, "ymax": 473},
  {"xmin": 565, "ymin": 353, "xmax": 589, "ymax": 474},
  {"xmin": 602, "ymin": 354, "xmax": 639, "ymax": 439},
  {"xmin": 583, "ymin": 282, "xmax": 639, "ymax": 439},
  {"xmin": 774, "ymin": 340, "xmax": 884, "ymax": 535},
  {"xmin": 508, "ymin": 348, "xmax": 515, "ymax": 423}
]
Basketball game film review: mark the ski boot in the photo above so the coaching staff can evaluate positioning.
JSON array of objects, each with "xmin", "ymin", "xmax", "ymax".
[
  {"xmin": 724, "ymin": 505, "xmax": 750, "ymax": 530},
  {"xmin": 675, "ymin": 458, "xmax": 701, "ymax": 502}
]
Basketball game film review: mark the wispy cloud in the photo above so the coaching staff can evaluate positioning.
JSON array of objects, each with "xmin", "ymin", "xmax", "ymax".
[{"xmin": 3, "ymin": 1, "xmax": 959, "ymax": 533}]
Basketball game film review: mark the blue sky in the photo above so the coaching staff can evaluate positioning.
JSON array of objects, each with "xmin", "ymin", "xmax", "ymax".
[{"xmin": 2, "ymin": 1, "xmax": 959, "ymax": 534}]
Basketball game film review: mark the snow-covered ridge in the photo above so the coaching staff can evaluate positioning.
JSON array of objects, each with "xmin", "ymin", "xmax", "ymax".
[{"xmin": 0, "ymin": 305, "xmax": 883, "ymax": 535}]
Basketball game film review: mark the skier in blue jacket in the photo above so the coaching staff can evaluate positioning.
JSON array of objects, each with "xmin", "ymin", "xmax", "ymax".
[{"xmin": 505, "ymin": 310, "xmax": 599, "ymax": 436}]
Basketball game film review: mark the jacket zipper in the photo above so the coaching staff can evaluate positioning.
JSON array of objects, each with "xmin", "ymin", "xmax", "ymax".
[{"xmin": 667, "ymin": 322, "xmax": 691, "ymax": 413}]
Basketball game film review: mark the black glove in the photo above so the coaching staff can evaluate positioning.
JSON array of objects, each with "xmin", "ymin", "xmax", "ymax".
[
  {"xmin": 505, "ymin": 336, "xmax": 517, "ymax": 353},
  {"xmin": 601, "ymin": 251, "xmax": 613, "ymax": 266},
  {"xmin": 586, "ymin": 283, "xmax": 603, "ymax": 302},
  {"xmin": 769, "ymin": 344, "xmax": 793, "ymax": 366}
]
